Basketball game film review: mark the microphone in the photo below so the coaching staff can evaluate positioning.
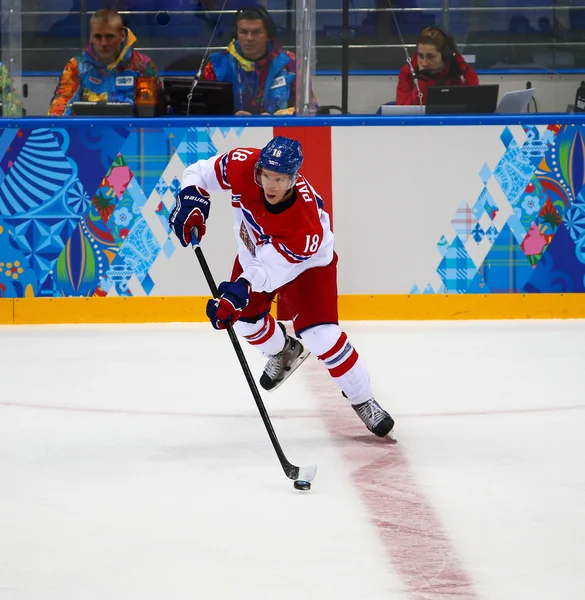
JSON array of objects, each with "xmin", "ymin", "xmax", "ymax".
[
  {"xmin": 186, "ymin": 62, "xmax": 204, "ymax": 115},
  {"xmin": 406, "ymin": 58, "xmax": 424, "ymax": 107},
  {"xmin": 415, "ymin": 68, "xmax": 432, "ymax": 81},
  {"xmin": 387, "ymin": 0, "xmax": 424, "ymax": 107},
  {"xmin": 185, "ymin": 1, "xmax": 230, "ymax": 114}
]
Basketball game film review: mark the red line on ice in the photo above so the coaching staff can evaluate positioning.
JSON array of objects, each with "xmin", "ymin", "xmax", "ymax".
[{"xmin": 307, "ymin": 369, "xmax": 479, "ymax": 600}]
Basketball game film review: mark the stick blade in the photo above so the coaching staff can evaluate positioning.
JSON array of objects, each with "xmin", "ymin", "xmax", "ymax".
[
  {"xmin": 297, "ymin": 463, "xmax": 317, "ymax": 482},
  {"xmin": 283, "ymin": 462, "xmax": 317, "ymax": 483}
]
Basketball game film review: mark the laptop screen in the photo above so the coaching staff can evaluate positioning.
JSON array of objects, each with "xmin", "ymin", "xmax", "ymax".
[{"xmin": 426, "ymin": 85, "xmax": 500, "ymax": 115}]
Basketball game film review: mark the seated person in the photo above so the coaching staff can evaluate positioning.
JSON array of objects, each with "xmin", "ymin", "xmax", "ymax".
[
  {"xmin": 201, "ymin": 6, "xmax": 315, "ymax": 115},
  {"xmin": 396, "ymin": 26, "xmax": 479, "ymax": 106},
  {"xmin": 48, "ymin": 8, "xmax": 162, "ymax": 116},
  {"xmin": 0, "ymin": 61, "xmax": 26, "ymax": 116}
]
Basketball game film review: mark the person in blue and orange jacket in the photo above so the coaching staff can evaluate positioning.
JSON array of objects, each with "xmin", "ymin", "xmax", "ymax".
[
  {"xmin": 201, "ymin": 6, "xmax": 316, "ymax": 116},
  {"xmin": 48, "ymin": 8, "xmax": 161, "ymax": 116},
  {"xmin": 396, "ymin": 26, "xmax": 479, "ymax": 106}
]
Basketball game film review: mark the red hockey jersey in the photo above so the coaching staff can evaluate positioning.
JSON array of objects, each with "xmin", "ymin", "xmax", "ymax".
[{"xmin": 182, "ymin": 147, "xmax": 334, "ymax": 292}]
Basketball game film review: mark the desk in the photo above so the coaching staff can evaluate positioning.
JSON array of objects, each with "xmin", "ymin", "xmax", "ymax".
[{"xmin": 1, "ymin": 115, "xmax": 584, "ymax": 322}]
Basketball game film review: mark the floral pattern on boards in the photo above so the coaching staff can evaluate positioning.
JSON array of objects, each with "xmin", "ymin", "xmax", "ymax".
[{"xmin": 417, "ymin": 123, "xmax": 585, "ymax": 293}]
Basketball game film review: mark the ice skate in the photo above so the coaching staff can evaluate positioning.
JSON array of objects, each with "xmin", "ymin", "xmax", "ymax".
[
  {"xmin": 260, "ymin": 322, "xmax": 310, "ymax": 391},
  {"xmin": 352, "ymin": 398, "xmax": 395, "ymax": 438}
]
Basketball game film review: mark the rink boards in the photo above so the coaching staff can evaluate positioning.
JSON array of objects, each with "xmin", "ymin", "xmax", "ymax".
[{"xmin": 1, "ymin": 115, "xmax": 585, "ymax": 323}]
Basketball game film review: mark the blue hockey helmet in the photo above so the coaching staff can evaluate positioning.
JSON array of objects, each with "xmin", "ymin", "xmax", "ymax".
[{"xmin": 255, "ymin": 136, "xmax": 304, "ymax": 189}]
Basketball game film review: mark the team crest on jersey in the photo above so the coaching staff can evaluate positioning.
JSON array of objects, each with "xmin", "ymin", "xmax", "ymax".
[{"xmin": 239, "ymin": 221, "xmax": 256, "ymax": 257}]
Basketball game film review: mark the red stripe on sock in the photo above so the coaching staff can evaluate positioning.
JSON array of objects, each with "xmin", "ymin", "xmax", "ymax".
[
  {"xmin": 329, "ymin": 349, "xmax": 359, "ymax": 378},
  {"xmin": 318, "ymin": 332, "xmax": 348, "ymax": 362},
  {"xmin": 246, "ymin": 315, "xmax": 276, "ymax": 346}
]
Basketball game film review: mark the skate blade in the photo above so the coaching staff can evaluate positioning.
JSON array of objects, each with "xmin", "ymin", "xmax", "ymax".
[{"xmin": 263, "ymin": 349, "xmax": 311, "ymax": 392}]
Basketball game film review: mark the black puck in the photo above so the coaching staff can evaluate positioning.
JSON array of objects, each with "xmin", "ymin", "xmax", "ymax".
[{"xmin": 293, "ymin": 480, "xmax": 311, "ymax": 491}]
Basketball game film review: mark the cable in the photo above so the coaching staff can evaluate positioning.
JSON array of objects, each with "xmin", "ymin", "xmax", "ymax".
[
  {"xmin": 525, "ymin": 80, "xmax": 539, "ymax": 113},
  {"xmin": 385, "ymin": 0, "xmax": 423, "ymax": 107},
  {"xmin": 186, "ymin": 0, "xmax": 230, "ymax": 115}
]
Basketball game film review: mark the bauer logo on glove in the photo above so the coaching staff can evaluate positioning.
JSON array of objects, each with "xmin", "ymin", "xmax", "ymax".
[{"xmin": 169, "ymin": 186, "xmax": 211, "ymax": 247}]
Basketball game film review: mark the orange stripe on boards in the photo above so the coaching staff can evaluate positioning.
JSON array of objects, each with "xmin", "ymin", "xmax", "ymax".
[
  {"xmin": 337, "ymin": 293, "xmax": 585, "ymax": 320},
  {"xmin": 0, "ymin": 299, "xmax": 13, "ymax": 324},
  {"xmin": 3, "ymin": 293, "xmax": 585, "ymax": 325},
  {"xmin": 11, "ymin": 297, "xmax": 209, "ymax": 325}
]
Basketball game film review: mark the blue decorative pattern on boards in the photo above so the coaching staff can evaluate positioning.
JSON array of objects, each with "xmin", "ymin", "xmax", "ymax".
[
  {"xmin": 0, "ymin": 124, "xmax": 218, "ymax": 298},
  {"xmin": 2, "ymin": 122, "xmax": 585, "ymax": 299},
  {"xmin": 436, "ymin": 237, "xmax": 477, "ymax": 293},
  {"xmin": 414, "ymin": 123, "xmax": 585, "ymax": 295},
  {"xmin": 478, "ymin": 224, "xmax": 534, "ymax": 293}
]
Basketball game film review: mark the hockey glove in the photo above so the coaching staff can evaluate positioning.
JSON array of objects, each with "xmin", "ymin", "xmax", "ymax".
[
  {"xmin": 168, "ymin": 186, "xmax": 211, "ymax": 247},
  {"xmin": 206, "ymin": 278, "xmax": 251, "ymax": 330}
]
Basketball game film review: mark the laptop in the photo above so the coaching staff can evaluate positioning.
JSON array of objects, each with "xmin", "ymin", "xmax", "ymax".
[
  {"xmin": 71, "ymin": 101, "xmax": 134, "ymax": 117},
  {"xmin": 426, "ymin": 84, "xmax": 500, "ymax": 115},
  {"xmin": 380, "ymin": 104, "xmax": 426, "ymax": 116},
  {"xmin": 495, "ymin": 88, "xmax": 535, "ymax": 114}
]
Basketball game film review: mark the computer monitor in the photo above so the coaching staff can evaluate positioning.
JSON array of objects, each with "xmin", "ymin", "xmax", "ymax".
[
  {"xmin": 426, "ymin": 84, "xmax": 500, "ymax": 115},
  {"xmin": 163, "ymin": 77, "xmax": 234, "ymax": 116},
  {"xmin": 71, "ymin": 101, "xmax": 134, "ymax": 117}
]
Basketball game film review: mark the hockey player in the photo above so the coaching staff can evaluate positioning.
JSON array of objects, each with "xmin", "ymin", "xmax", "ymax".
[{"xmin": 168, "ymin": 136, "xmax": 394, "ymax": 438}]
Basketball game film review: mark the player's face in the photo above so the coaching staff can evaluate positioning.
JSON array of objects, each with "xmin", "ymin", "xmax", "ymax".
[
  {"xmin": 417, "ymin": 43, "xmax": 444, "ymax": 72},
  {"xmin": 90, "ymin": 22, "xmax": 125, "ymax": 64},
  {"xmin": 236, "ymin": 19, "xmax": 269, "ymax": 60},
  {"xmin": 260, "ymin": 169, "xmax": 292, "ymax": 204}
]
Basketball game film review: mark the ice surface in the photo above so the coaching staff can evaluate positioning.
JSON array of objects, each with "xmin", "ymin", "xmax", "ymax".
[{"xmin": 1, "ymin": 320, "xmax": 584, "ymax": 600}]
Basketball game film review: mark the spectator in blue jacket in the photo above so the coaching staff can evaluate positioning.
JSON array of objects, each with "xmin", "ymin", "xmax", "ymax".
[{"xmin": 201, "ymin": 7, "xmax": 315, "ymax": 115}]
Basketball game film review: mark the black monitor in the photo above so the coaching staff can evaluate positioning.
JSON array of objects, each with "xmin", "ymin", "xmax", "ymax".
[
  {"xmin": 71, "ymin": 101, "xmax": 134, "ymax": 117},
  {"xmin": 163, "ymin": 77, "xmax": 234, "ymax": 116},
  {"xmin": 426, "ymin": 84, "xmax": 500, "ymax": 115}
]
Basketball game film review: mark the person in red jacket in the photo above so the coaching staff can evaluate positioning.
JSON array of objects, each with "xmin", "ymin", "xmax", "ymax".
[{"xmin": 396, "ymin": 26, "xmax": 479, "ymax": 106}]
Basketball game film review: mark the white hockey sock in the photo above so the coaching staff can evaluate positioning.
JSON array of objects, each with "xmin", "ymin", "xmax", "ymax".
[
  {"xmin": 301, "ymin": 324, "xmax": 373, "ymax": 404},
  {"xmin": 233, "ymin": 315, "xmax": 286, "ymax": 356}
]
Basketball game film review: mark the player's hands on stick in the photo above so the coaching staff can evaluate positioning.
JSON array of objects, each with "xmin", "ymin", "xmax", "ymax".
[
  {"xmin": 168, "ymin": 186, "xmax": 210, "ymax": 247},
  {"xmin": 206, "ymin": 278, "xmax": 251, "ymax": 330}
]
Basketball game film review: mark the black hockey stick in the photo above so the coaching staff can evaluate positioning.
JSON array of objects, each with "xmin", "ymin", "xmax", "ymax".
[{"xmin": 193, "ymin": 244, "xmax": 317, "ymax": 483}]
